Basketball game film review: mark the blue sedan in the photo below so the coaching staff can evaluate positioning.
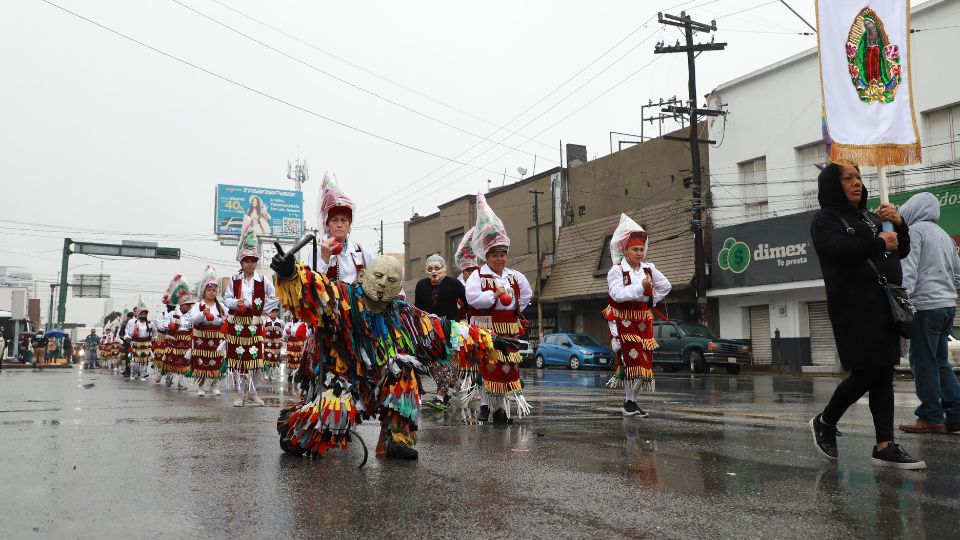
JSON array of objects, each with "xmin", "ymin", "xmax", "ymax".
[{"xmin": 534, "ymin": 333, "xmax": 613, "ymax": 370}]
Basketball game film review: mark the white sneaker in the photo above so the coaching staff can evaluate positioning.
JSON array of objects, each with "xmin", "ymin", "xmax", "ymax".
[
  {"xmin": 140, "ymin": 376, "xmax": 148, "ymax": 382},
  {"xmin": 248, "ymin": 394, "xmax": 265, "ymax": 406},
  {"xmin": 232, "ymin": 396, "xmax": 244, "ymax": 407},
  {"xmin": 197, "ymin": 388, "xmax": 205, "ymax": 396},
  {"xmin": 212, "ymin": 388, "xmax": 222, "ymax": 396}
]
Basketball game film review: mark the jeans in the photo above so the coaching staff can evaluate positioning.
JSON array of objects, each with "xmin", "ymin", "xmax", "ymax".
[{"xmin": 909, "ymin": 307, "xmax": 960, "ymax": 423}]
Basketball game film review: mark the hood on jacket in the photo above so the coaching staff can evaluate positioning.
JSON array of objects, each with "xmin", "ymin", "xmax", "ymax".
[
  {"xmin": 817, "ymin": 163, "xmax": 867, "ymax": 211},
  {"xmin": 899, "ymin": 191, "xmax": 940, "ymax": 226}
]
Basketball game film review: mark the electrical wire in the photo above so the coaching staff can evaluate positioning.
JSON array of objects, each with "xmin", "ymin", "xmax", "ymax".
[{"xmin": 37, "ymin": 0, "xmax": 526, "ymax": 181}]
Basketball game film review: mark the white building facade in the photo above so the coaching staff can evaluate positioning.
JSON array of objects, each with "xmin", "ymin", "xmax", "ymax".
[{"xmin": 706, "ymin": 0, "xmax": 960, "ymax": 371}]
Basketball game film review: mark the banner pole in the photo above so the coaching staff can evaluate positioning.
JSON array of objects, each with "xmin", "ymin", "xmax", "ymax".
[{"xmin": 877, "ymin": 166, "xmax": 894, "ymax": 232}]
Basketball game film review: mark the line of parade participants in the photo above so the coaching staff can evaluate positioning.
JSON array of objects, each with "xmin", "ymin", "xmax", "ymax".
[{"xmin": 95, "ymin": 173, "xmax": 667, "ymax": 461}]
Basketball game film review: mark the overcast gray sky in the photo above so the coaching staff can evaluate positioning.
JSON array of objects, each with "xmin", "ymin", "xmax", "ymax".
[{"xmin": 1, "ymin": 0, "xmax": 823, "ymax": 326}]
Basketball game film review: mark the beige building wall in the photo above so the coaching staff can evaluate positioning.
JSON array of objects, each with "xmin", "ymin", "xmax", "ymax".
[
  {"xmin": 565, "ymin": 124, "xmax": 708, "ymax": 227},
  {"xmin": 403, "ymin": 168, "xmax": 560, "ymax": 280}
]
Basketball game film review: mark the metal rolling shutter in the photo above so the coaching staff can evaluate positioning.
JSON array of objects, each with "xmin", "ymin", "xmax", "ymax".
[
  {"xmin": 749, "ymin": 306, "xmax": 772, "ymax": 365},
  {"xmin": 808, "ymin": 301, "xmax": 837, "ymax": 366}
]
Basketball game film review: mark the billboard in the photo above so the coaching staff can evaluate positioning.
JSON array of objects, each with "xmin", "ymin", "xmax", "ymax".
[{"xmin": 214, "ymin": 184, "xmax": 303, "ymax": 239}]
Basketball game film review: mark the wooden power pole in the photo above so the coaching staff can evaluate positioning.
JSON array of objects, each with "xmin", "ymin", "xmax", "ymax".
[
  {"xmin": 530, "ymin": 188, "xmax": 544, "ymax": 339},
  {"xmin": 654, "ymin": 11, "xmax": 726, "ymax": 326}
]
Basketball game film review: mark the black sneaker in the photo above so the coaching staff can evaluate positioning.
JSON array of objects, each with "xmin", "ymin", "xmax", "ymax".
[
  {"xmin": 478, "ymin": 405, "xmax": 490, "ymax": 422},
  {"xmin": 871, "ymin": 443, "xmax": 926, "ymax": 470},
  {"xmin": 492, "ymin": 408, "xmax": 513, "ymax": 424},
  {"xmin": 385, "ymin": 439, "xmax": 419, "ymax": 460},
  {"xmin": 634, "ymin": 406, "xmax": 650, "ymax": 419},
  {"xmin": 809, "ymin": 415, "xmax": 840, "ymax": 462}
]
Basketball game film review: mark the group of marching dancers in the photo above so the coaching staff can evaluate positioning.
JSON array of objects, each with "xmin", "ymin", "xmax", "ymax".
[
  {"xmin": 264, "ymin": 172, "xmax": 670, "ymax": 461},
  {"xmin": 93, "ymin": 170, "xmax": 670, "ymax": 461},
  {"xmin": 100, "ymin": 261, "xmax": 312, "ymax": 408}
]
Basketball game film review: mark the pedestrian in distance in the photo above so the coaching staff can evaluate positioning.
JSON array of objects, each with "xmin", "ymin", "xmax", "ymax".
[
  {"xmin": 83, "ymin": 329, "xmax": 100, "ymax": 369},
  {"xmin": 808, "ymin": 163, "xmax": 925, "ymax": 469},
  {"xmin": 604, "ymin": 214, "xmax": 671, "ymax": 417},
  {"xmin": 415, "ymin": 253, "xmax": 467, "ymax": 410},
  {"xmin": 32, "ymin": 333, "xmax": 46, "ymax": 370},
  {"xmin": 897, "ymin": 192, "xmax": 960, "ymax": 434}
]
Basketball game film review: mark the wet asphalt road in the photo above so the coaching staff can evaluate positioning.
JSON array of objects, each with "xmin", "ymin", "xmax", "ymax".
[{"xmin": 1, "ymin": 366, "xmax": 958, "ymax": 540}]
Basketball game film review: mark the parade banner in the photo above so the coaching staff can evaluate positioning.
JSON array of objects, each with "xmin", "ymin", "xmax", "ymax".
[
  {"xmin": 816, "ymin": 0, "xmax": 921, "ymax": 166},
  {"xmin": 214, "ymin": 184, "xmax": 303, "ymax": 239}
]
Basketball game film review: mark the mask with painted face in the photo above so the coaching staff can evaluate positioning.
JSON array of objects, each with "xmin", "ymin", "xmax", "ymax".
[
  {"xmin": 425, "ymin": 261, "xmax": 446, "ymax": 283},
  {"xmin": 360, "ymin": 256, "xmax": 404, "ymax": 310}
]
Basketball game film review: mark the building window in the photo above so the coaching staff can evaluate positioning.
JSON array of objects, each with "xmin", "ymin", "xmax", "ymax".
[
  {"xmin": 445, "ymin": 228, "xmax": 464, "ymax": 266},
  {"xmin": 796, "ymin": 143, "xmax": 825, "ymax": 210},
  {"xmin": 739, "ymin": 157, "xmax": 768, "ymax": 219},
  {"xmin": 526, "ymin": 222, "xmax": 552, "ymax": 256},
  {"xmin": 925, "ymin": 104, "xmax": 960, "ymax": 183},
  {"xmin": 593, "ymin": 235, "xmax": 613, "ymax": 277}
]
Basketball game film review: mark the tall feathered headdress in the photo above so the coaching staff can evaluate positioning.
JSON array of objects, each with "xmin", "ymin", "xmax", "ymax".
[
  {"xmin": 135, "ymin": 295, "xmax": 149, "ymax": 314},
  {"xmin": 318, "ymin": 171, "xmax": 355, "ymax": 234},
  {"xmin": 610, "ymin": 213, "xmax": 648, "ymax": 265},
  {"xmin": 195, "ymin": 265, "xmax": 218, "ymax": 297},
  {"xmin": 236, "ymin": 214, "xmax": 260, "ymax": 262},
  {"xmin": 163, "ymin": 274, "xmax": 196, "ymax": 306},
  {"xmin": 455, "ymin": 226, "xmax": 481, "ymax": 271},
  {"xmin": 472, "ymin": 193, "xmax": 510, "ymax": 256}
]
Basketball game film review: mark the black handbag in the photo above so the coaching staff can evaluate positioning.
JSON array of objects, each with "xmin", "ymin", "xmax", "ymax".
[
  {"xmin": 834, "ymin": 212, "xmax": 916, "ymax": 337},
  {"xmin": 866, "ymin": 259, "xmax": 916, "ymax": 337}
]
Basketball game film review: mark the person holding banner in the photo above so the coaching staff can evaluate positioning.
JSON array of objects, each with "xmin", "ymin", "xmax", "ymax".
[
  {"xmin": 808, "ymin": 163, "xmax": 925, "ymax": 470},
  {"xmin": 307, "ymin": 172, "xmax": 374, "ymax": 284},
  {"xmin": 603, "ymin": 214, "xmax": 671, "ymax": 417}
]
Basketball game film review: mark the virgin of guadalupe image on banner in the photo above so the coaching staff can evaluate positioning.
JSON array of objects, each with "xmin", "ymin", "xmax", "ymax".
[{"xmin": 816, "ymin": 0, "xmax": 921, "ymax": 166}]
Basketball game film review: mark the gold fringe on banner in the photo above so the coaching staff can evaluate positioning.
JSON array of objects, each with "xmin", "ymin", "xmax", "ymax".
[{"xmin": 830, "ymin": 142, "xmax": 922, "ymax": 167}]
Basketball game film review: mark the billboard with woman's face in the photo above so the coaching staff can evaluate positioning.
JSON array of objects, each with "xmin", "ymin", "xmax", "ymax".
[{"xmin": 215, "ymin": 184, "xmax": 303, "ymax": 239}]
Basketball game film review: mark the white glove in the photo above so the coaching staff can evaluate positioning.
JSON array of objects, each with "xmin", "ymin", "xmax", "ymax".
[{"xmin": 611, "ymin": 338, "xmax": 621, "ymax": 352}]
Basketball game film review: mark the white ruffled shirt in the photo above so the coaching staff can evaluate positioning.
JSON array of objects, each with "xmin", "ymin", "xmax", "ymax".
[
  {"xmin": 464, "ymin": 264, "xmax": 533, "ymax": 312},
  {"xmin": 606, "ymin": 259, "xmax": 671, "ymax": 336},
  {"xmin": 305, "ymin": 237, "xmax": 375, "ymax": 285}
]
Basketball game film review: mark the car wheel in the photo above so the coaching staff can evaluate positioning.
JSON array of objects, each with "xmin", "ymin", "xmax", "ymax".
[
  {"xmin": 535, "ymin": 355, "xmax": 546, "ymax": 369},
  {"xmin": 568, "ymin": 356, "xmax": 580, "ymax": 370},
  {"xmin": 687, "ymin": 350, "xmax": 707, "ymax": 374},
  {"xmin": 725, "ymin": 364, "xmax": 740, "ymax": 375}
]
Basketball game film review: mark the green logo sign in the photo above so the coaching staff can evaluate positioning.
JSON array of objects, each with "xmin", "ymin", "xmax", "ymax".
[{"xmin": 718, "ymin": 237, "xmax": 750, "ymax": 273}]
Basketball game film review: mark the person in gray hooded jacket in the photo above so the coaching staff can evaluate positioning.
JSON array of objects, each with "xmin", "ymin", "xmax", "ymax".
[{"xmin": 898, "ymin": 191, "xmax": 960, "ymax": 434}]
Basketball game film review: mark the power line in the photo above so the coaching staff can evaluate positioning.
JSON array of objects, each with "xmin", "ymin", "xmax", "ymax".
[
  {"xmin": 38, "ymin": 0, "xmax": 525, "ymax": 181},
  {"xmin": 207, "ymin": 0, "xmax": 560, "ymax": 153},
  {"xmin": 169, "ymin": 0, "xmax": 556, "ymax": 164}
]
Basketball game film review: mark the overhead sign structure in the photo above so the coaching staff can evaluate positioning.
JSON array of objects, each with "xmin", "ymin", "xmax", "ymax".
[
  {"xmin": 214, "ymin": 184, "xmax": 304, "ymax": 240},
  {"xmin": 71, "ymin": 274, "xmax": 111, "ymax": 298},
  {"xmin": 73, "ymin": 242, "xmax": 180, "ymax": 259}
]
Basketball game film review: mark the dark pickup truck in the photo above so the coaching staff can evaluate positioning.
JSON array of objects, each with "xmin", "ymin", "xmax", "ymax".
[{"xmin": 652, "ymin": 320, "xmax": 752, "ymax": 374}]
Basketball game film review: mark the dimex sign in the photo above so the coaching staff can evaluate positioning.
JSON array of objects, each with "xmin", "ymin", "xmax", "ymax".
[{"xmin": 712, "ymin": 211, "xmax": 822, "ymax": 288}]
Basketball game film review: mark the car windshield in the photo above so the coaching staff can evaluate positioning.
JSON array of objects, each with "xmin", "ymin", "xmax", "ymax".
[
  {"xmin": 677, "ymin": 323, "xmax": 716, "ymax": 338},
  {"xmin": 569, "ymin": 334, "xmax": 600, "ymax": 346}
]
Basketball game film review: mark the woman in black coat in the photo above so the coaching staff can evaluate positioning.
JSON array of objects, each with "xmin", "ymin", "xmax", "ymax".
[
  {"xmin": 414, "ymin": 254, "xmax": 467, "ymax": 409},
  {"xmin": 808, "ymin": 163, "xmax": 924, "ymax": 469}
]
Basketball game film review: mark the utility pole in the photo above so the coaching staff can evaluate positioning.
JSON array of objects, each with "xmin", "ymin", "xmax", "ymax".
[
  {"xmin": 654, "ymin": 11, "xmax": 726, "ymax": 326},
  {"xmin": 375, "ymin": 220, "xmax": 384, "ymax": 255},
  {"xmin": 529, "ymin": 189, "xmax": 544, "ymax": 340}
]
